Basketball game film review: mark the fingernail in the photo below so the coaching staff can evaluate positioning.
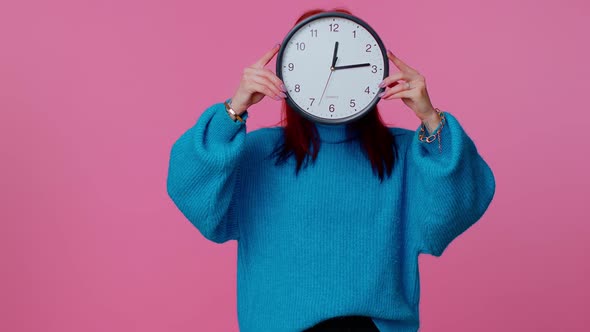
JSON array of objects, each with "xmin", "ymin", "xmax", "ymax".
[
  {"xmin": 377, "ymin": 92, "xmax": 385, "ymax": 98},
  {"xmin": 378, "ymin": 81, "xmax": 386, "ymax": 88},
  {"xmin": 273, "ymin": 95, "xmax": 281, "ymax": 100},
  {"xmin": 280, "ymin": 83, "xmax": 286, "ymax": 91},
  {"xmin": 279, "ymin": 92, "xmax": 287, "ymax": 98}
]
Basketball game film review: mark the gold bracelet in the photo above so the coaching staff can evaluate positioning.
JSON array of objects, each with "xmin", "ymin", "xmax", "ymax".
[{"xmin": 224, "ymin": 100, "xmax": 245, "ymax": 123}]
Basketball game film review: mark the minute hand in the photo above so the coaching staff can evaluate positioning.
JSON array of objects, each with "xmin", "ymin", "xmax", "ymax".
[{"xmin": 333, "ymin": 63, "xmax": 371, "ymax": 70}]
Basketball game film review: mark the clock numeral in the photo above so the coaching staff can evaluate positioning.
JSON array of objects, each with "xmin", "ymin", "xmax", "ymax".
[
  {"xmin": 329, "ymin": 104, "xmax": 335, "ymax": 112},
  {"xmin": 350, "ymin": 99, "xmax": 356, "ymax": 108},
  {"xmin": 329, "ymin": 23, "xmax": 339, "ymax": 32},
  {"xmin": 310, "ymin": 29, "xmax": 317, "ymax": 37},
  {"xmin": 366, "ymin": 44, "xmax": 372, "ymax": 52},
  {"xmin": 296, "ymin": 42, "xmax": 306, "ymax": 51},
  {"xmin": 309, "ymin": 97, "xmax": 315, "ymax": 106},
  {"xmin": 371, "ymin": 65, "xmax": 378, "ymax": 73},
  {"xmin": 288, "ymin": 63, "xmax": 294, "ymax": 71},
  {"xmin": 352, "ymin": 30, "xmax": 356, "ymax": 38},
  {"xmin": 365, "ymin": 86, "xmax": 370, "ymax": 94},
  {"xmin": 294, "ymin": 84, "xmax": 301, "ymax": 92}
]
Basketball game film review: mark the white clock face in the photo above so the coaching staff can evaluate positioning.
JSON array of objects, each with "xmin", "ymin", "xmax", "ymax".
[{"xmin": 278, "ymin": 14, "xmax": 388, "ymax": 124}]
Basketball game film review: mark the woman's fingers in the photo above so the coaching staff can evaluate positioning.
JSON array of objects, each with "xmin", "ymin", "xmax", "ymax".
[
  {"xmin": 386, "ymin": 49, "xmax": 422, "ymax": 79},
  {"xmin": 259, "ymin": 68, "xmax": 286, "ymax": 92},
  {"xmin": 382, "ymin": 88, "xmax": 412, "ymax": 100},
  {"xmin": 244, "ymin": 67, "xmax": 285, "ymax": 96},
  {"xmin": 378, "ymin": 54, "xmax": 426, "ymax": 98},
  {"xmin": 253, "ymin": 43, "xmax": 281, "ymax": 69},
  {"xmin": 231, "ymin": 44, "xmax": 284, "ymax": 109},
  {"xmin": 380, "ymin": 76, "xmax": 427, "ymax": 100},
  {"xmin": 377, "ymin": 72, "xmax": 411, "ymax": 99},
  {"xmin": 246, "ymin": 68, "xmax": 285, "ymax": 97},
  {"xmin": 247, "ymin": 80, "xmax": 279, "ymax": 100},
  {"xmin": 248, "ymin": 74, "xmax": 285, "ymax": 100},
  {"xmin": 387, "ymin": 49, "xmax": 413, "ymax": 72},
  {"xmin": 246, "ymin": 43, "xmax": 287, "ymax": 95},
  {"xmin": 378, "ymin": 80, "xmax": 415, "ymax": 99},
  {"xmin": 378, "ymin": 72, "xmax": 407, "ymax": 88}
]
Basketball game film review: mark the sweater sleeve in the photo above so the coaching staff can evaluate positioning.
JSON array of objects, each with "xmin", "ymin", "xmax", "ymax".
[
  {"xmin": 405, "ymin": 111, "xmax": 496, "ymax": 257},
  {"xmin": 166, "ymin": 99, "xmax": 249, "ymax": 243}
]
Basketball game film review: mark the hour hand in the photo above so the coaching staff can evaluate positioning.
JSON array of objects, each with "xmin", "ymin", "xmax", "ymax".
[
  {"xmin": 331, "ymin": 41, "xmax": 339, "ymax": 68},
  {"xmin": 333, "ymin": 63, "xmax": 371, "ymax": 70}
]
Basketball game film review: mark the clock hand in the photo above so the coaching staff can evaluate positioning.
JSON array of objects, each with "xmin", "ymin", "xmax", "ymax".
[
  {"xmin": 331, "ymin": 41, "xmax": 339, "ymax": 69},
  {"xmin": 320, "ymin": 42, "xmax": 339, "ymax": 106},
  {"xmin": 319, "ymin": 69, "xmax": 333, "ymax": 106},
  {"xmin": 333, "ymin": 63, "xmax": 371, "ymax": 70}
]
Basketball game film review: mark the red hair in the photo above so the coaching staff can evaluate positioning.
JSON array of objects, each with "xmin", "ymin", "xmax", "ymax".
[{"xmin": 269, "ymin": 7, "xmax": 399, "ymax": 183}]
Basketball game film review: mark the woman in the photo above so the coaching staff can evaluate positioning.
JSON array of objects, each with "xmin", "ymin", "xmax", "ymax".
[{"xmin": 166, "ymin": 8, "xmax": 496, "ymax": 332}]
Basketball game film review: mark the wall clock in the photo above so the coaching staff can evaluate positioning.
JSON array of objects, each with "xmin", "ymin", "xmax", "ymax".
[{"xmin": 276, "ymin": 11, "xmax": 389, "ymax": 124}]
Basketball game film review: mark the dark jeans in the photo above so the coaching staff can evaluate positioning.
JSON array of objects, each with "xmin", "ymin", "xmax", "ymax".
[{"xmin": 302, "ymin": 315, "xmax": 380, "ymax": 332}]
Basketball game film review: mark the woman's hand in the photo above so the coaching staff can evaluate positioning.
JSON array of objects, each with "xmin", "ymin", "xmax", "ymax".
[
  {"xmin": 230, "ymin": 44, "xmax": 287, "ymax": 115},
  {"xmin": 377, "ymin": 50, "xmax": 440, "ymax": 128}
]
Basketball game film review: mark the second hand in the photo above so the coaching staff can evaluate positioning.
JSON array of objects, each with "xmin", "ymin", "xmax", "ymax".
[{"xmin": 319, "ymin": 64, "xmax": 335, "ymax": 106}]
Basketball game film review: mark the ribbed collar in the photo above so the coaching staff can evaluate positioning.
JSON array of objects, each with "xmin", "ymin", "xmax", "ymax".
[{"xmin": 314, "ymin": 122, "xmax": 360, "ymax": 143}]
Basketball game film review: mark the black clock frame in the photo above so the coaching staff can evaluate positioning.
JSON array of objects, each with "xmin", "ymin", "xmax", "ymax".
[{"xmin": 276, "ymin": 11, "xmax": 389, "ymax": 125}]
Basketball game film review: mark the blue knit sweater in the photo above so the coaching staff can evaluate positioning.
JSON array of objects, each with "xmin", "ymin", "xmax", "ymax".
[{"xmin": 166, "ymin": 100, "xmax": 496, "ymax": 332}]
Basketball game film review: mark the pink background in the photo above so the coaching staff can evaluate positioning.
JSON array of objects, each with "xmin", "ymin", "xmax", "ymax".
[{"xmin": 1, "ymin": 0, "xmax": 588, "ymax": 331}]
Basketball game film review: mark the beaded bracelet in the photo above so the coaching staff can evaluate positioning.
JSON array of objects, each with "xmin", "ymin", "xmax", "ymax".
[{"xmin": 418, "ymin": 108, "xmax": 446, "ymax": 153}]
